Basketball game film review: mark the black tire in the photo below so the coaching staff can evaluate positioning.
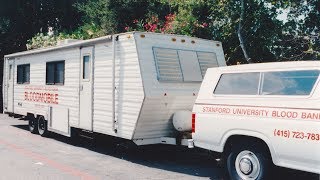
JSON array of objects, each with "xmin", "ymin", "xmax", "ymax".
[
  {"xmin": 28, "ymin": 117, "xmax": 38, "ymax": 134},
  {"xmin": 226, "ymin": 143, "xmax": 271, "ymax": 180},
  {"xmin": 38, "ymin": 116, "xmax": 49, "ymax": 137}
]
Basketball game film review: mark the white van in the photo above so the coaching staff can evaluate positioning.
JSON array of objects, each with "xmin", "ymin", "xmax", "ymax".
[
  {"xmin": 192, "ymin": 61, "xmax": 320, "ymax": 179},
  {"xmin": 3, "ymin": 32, "xmax": 226, "ymax": 145}
]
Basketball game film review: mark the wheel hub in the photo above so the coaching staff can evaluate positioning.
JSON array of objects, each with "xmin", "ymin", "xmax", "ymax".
[
  {"xmin": 239, "ymin": 158, "xmax": 252, "ymax": 174},
  {"xmin": 235, "ymin": 150, "xmax": 261, "ymax": 180}
]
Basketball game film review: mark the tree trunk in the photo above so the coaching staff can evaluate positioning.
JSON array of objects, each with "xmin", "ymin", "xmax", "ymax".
[{"xmin": 238, "ymin": 0, "xmax": 252, "ymax": 64}]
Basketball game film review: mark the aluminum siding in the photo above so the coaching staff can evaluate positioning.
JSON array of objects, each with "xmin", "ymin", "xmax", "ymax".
[
  {"xmin": 11, "ymin": 48, "xmax": 80, "ymax": 127},
  {"xmin": 93, "ymin": 34, "xmax": 144, "ymax": 139}
]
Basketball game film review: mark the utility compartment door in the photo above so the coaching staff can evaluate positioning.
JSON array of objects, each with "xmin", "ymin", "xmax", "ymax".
[
  {"xmin": 48, "ymin": 107, "xmax": 70, "ymax": 137},
  {"xmin": 7, "ymin": 60, "xmax": 14, "ymax": 112},
  {"xmin": 79, "ymin": 47, "xmax": 94, "ymax": 131}
]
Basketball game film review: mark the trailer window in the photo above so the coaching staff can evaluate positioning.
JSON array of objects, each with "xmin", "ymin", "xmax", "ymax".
[
  {"xmin": 9, "ymin": 65, "xmax": 12, "ymax": 80},
  {"xmin": 178, "ymin": 50, "xmax": 203, "ymax": 81},
  {"xmin": 83, "ymin": 55, "xmax": 90, "ymax": 80},
  {"xmin": 261, "ymin": 70, "xmax": 319, "ymax": 95},
  {"xmin": 46, "ymin": 61, "xmax": 65, "ymax": 85},
  {"xmin": 17, "ymin": 64, "xmax": 30, "ymax": 84},
  {"xmin": 214, "ymin": 72, "xmax": 260, "ymax": 95},
  {"xmin": 153, "ymin": 48, "xmax": 183, "ymax": 82},
  {"xmin": 197, "ymin": 52, "xmax": 219, "ymax": 77}
]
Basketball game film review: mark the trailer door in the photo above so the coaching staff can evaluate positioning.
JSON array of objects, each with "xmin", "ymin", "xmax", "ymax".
[
  {"xmin": 7, "ymin": 60, "xmax": 14, "ymax": 112},
  {"xmin": 79, "ymin": 47, "xmax": 94, "ymax": 131}
]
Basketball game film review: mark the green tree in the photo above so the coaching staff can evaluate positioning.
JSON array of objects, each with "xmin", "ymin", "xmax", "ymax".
[
  {"xmin": 208, "ymin": 0, "xmax": 284, "ymax": 64},
  {"xmin": 0, "ymin": 0, "xmax": 83, "ymax": 109},
  {"xmin": 0, "ymin": 0, "xmax": 81, "ymax": 54},
  {"xmin": 21, "ymin": 0, "xmax": 320, "ymax": 62},
  {"xmin": 276, "ymin": 0, "xmax": 320, "ymax": 60}
]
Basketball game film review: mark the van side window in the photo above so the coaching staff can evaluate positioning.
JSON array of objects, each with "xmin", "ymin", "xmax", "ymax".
[
  {"xmin": 214, "ymin": 72, "xmax": 260, "ymax": 95},
  {"xmin": 46, "ymin": 61, "xmax": 65, "ymax": 85},
  {"xmin": 17, "ymin": 64, "xmax": 30, "ymax": 84},
  {"xmin": 262, "ymin": 70, "xmax": 319, "ymax": 95}
]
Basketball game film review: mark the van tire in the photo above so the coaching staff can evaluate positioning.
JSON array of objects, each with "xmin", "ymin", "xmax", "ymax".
[
  {"xmin": 226, "ymin": 143, "xmax": 271, "ymax": 180},
  {"xmin": 28, "ymin": 117, "xmax": 38, "ymax": 134},
  {"xmin": 38, "ymin": 116, "xmax": 49, "ymax": 137}
]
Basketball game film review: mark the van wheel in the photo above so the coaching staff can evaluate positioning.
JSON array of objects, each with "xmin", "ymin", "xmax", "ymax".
[
  {"xmin": 226, "ymin": 144, "xmax": 271, "ymax": 180},
  {"xmin": 38, "ymin": 116, "xmax": 49, "ymax": 137},
  {"xmin": 28, "ymin": 117, "xmax": 38, "ymax": 134}
]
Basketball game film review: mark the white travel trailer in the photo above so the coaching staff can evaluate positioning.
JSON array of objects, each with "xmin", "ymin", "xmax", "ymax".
[
  {"xmin": 3, "ymin": 32, "xmax": 226, "ymax": 145},
  {"xmin": 192, "ymin": 61, "xmax": 320, "ymax": 179}
]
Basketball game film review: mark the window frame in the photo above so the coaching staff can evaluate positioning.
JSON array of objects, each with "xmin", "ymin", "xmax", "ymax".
[
  {"xmin": 17, "ymin": 64, "xmax": 30, "ymax": 84},
  {"xmin": 46, "ymin": 60, "xmax": 65, "ymax": 85}
]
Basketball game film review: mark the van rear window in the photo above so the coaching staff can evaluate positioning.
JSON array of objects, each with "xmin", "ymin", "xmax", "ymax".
[{"xmin": 261, "ymin": 70, "xmax": 319, "ymax": 95}]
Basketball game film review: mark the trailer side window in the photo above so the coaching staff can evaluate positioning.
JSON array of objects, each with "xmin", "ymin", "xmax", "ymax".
[
  {"xmin": 46, "ymin": 61, "xmax": 65, "ymax": 85},
  {"xmin": 261, "ymin": 70, "xmax": 319, "ymax": 95},
  {"xmin": 214, "ymin": 72, "xmax": 260, "ymax": 95},
  {"xmin": 17, "ymin": 64, "xmax": 30, "ymax": 84}
]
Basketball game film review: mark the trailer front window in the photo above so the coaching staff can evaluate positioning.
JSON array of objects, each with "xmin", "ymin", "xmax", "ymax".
[
  {"xmin": 17, "ymin": 64, "xmax": 30, "ymax": 84},
  {"xmin": 46, "ymin": 61, "xmax": 65, "ymax": 85},
  {"xmin": 153, "ymin": 47, "xmax": 219, "ymax": 82}
]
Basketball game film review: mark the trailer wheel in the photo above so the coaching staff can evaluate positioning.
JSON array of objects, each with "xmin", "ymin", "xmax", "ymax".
[
  {"xmin": 38, "ymin": 116, "xmax": 49, "ymax": 137},
  {"xmin": 28, "ymin": 117, "xmax": 38, "ymax": 134},
  {"xmin": 226, "ymin": 143, "xmax": 271, "ymax": 180}
]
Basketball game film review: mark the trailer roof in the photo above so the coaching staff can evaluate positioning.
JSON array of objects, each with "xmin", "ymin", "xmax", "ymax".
[
  {"xmin": 4, "ymin": 35, "xmax": 112, "ymax": 58},
  {"xmin": 4, "ymin": 32, "xmax": 221, "ymax": 59}
]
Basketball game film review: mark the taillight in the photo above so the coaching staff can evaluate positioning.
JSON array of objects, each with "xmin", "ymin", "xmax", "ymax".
[{"xmin": 192, "ymin": 113, "xmax": 196, "ymax": 133}]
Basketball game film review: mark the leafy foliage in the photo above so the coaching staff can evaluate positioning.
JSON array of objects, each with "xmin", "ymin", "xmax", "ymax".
[
  {"xmin": 2, "ymin": 0, "xmax": 319, "ymax": 63},
  {"xmin": 0, "ymin": 0, "xmax": 81, "ymax": 55}
]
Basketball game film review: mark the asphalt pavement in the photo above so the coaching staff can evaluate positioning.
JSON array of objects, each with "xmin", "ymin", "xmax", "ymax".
[{"xmin": 0, "ymin": 114, "xmax": 318, "ymax": 180}]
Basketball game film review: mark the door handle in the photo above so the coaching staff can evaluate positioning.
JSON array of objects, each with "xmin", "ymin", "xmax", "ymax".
[{"xmin": 80, "ymin": 85, "xmax": 83, "ymax": 91}]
